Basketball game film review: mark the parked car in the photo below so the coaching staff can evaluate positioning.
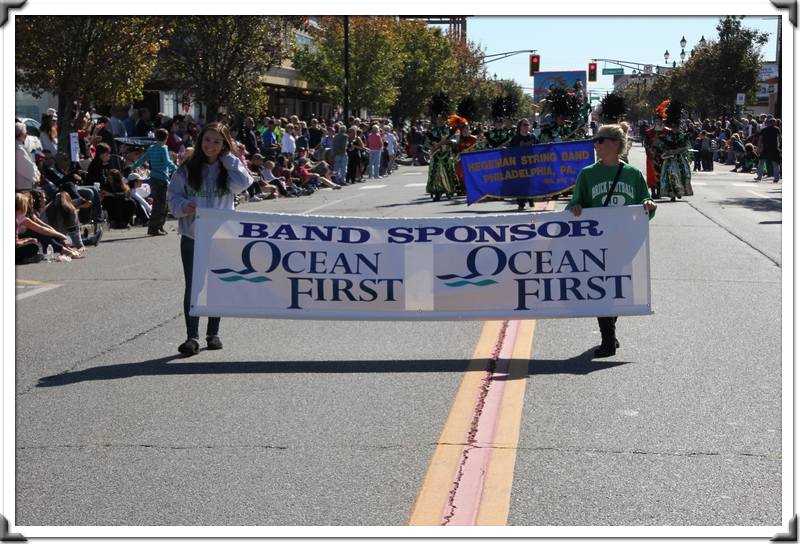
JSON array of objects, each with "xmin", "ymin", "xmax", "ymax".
[{"xmin": 17, "ymin": 117, "xmax": 40, "ymax": 137}]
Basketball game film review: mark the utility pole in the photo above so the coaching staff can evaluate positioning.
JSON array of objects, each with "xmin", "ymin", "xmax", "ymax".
[
  {"xmin": 343, "ymin": 16, "xmax": 350, "ymax": 121},
  {"xmin": 776, "ymin": 16, "xmax": 781, "ymax": 118}
]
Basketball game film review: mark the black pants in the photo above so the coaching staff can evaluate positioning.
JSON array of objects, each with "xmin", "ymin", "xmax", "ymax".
[
  {"xmin": 181, "ymin": 236, "xmax": 220, "ymax": 340},
  {"xmin": 597, "ymin": 316, "xmax": 618, "ymax": 345},
  {"xmin": 16, "ymin": 240, "xmax": 41, "ymax": 263},
  {"xmin": 148, "ymin": 178, "xmax": 168, "ymax": 233}
]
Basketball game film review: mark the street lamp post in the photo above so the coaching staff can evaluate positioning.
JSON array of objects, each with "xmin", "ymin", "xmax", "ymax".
[{"xmin": 664, "ymin": 50, "xmax": 670, "ymax": 64}]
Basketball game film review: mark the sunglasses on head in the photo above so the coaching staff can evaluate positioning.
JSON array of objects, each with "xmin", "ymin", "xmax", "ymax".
[{"xmin": 592, "ymin": 136, "xmax": 618, "ymax": 144}]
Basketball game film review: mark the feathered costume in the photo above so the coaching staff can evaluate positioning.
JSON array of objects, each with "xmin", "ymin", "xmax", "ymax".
[
  {"xmin": 485, "ymin": 96, "xmax": 513, "ymax": 148},
  {"xmin": 538, "ymin": 87, "xmax": 588, "ymax": 143},
  {"xmin": 426, "ymin": 92, "xmax": 459, "ymax": 200},
  {"xmin": 598, "ymin": 92, "xmax": 631, "ymax": 161},
  {"xmin": 655, "ymin": 100, "xmax": 693, "ymax": 200}
]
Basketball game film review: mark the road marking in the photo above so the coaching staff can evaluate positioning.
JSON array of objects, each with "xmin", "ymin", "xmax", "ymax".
[
  {"xmin": 692, "ymin": 182, "xmax": 708, "ymax": 186},
  {"xmin": 301, "ymin": 194, "xmax": 365, "ymax": 214},
  {"xmin": 476, "ymin": 319, "xmax": 535, "ymax": 525},
  {"xmin": 405, "ymin": 183, "xmax": 427, "ymax": 188},
  {"xmin": 747, "ymin": 190, "xmax": 782, "ymax": 202},
  {"xmin": 16, "ymin": 280, "xmax": 61, "ymax": 301},
  {"xmin": 401, "ymin": 172, "xmax": 419, "ymax": 176},
  {"xmin": 359, "ymin": 185, "xmax": 386, "ymax": 190},
  {"xmin": 408, "ymin": 319, "xmax": 535, "ymax": 526},
  {"xmin": 408, "ymin": 321, "xmax": 504, "ymax": 525},
  {"xmin": 409, "ymin": 200, "xmax": 552, "ymax": 526},
  {"xmin": 733, "ymin": 182, "xmax": 758, "ymax": 187}
]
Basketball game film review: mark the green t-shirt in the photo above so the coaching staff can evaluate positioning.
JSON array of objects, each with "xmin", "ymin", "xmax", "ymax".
[{"xmin": 567, "ymin": 162, "xmax": 656, "ymax": 219}]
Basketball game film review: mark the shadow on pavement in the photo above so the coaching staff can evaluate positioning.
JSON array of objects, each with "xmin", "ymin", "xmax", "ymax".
[
  {"xmin": 374, "ymin": 197, "xmax": 437, "ymax": 209},
  {"xmin": 36, "ymin": 350, "xmax": 629, "ymax": 387},
  {"xmin": 715, "ymin": 196, "xmax": 782, "ymax": 213}
]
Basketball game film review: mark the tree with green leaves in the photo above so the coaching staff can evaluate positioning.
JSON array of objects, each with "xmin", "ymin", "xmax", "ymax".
[
  {"xmin": 390, "ymin": 21, "xmax": 456, "ymax": 122},
  {"xmin": 293, "ymin": 17, "xmax": 404, "ymax": 116},
  {"xmin": 15, "ymin": 15, "xmax": 171, "ymax": 153},
  {"xmin": 641, "ymin": 16, "xmax": 767, "ymax": 120},
  {"xmin": 158, "ymin": 16, "xmax": 300, "ymax": 120},
  {"xmin": 441, "ymin": 33, "xmax": 488, "ymax": 111},
  {"xmin": 683, "ymin": 17, "xmax": 768, "ymax": 117}
]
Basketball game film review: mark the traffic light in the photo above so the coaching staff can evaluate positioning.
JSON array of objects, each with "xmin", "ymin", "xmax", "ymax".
[
  {"xmin": 529, "ymin": 54, "xmax": 541, "ymax": 76},
  {"xmin": 588, "ymin": 62, "xmax": 598, "ymax": 82}
]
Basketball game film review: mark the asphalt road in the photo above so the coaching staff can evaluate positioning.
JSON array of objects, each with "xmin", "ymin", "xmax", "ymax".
[{"xmin": 12, "ymin": 144, "xmax": 784, "ymax": 535}]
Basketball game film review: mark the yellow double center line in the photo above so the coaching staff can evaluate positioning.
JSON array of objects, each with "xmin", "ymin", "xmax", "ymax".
[
  {"xmin": 408, "ymin": 319, "xmax": 535, "ymax": 525},
  {"xmin": 409, "ymin": 201, "xmax": 555, "ymax": 525}
]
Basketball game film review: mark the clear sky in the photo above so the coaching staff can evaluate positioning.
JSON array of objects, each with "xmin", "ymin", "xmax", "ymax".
[{"xmin": 453, "ymin": 16, "xmax": 779, "ymax": 96}]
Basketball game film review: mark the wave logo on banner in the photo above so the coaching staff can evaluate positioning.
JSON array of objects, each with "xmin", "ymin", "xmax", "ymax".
[
  {"xmin": 436, "ymin": 246, "xmax": 510, "ymax": 288},
  {"xmin": 436, "ymin": 271, "xmax": 497, "ymax": 288},
  {"xmin": 210, "ymin": 241, "xmax": 274, "ymax": 283},
  {"xmin": 459, "ymin": 140, "xmax": 595, "ymax": 205}
]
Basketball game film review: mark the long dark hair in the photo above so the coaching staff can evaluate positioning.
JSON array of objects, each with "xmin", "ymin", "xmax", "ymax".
[{"xmin": 184, "ymin": 122, "xmax": 235, "ymax": 194}]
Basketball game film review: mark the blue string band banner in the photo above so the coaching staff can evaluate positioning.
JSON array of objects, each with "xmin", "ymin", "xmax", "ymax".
[
  {"xmin": 191, "ymin": 207, "xmax": 651, "ymax": 321},
  {"xmin": 459, "ymin": 140, "xmax": 596, "ymax": 205}
]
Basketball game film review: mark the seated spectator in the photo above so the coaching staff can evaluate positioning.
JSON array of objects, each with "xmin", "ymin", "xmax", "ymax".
[
  {"xmin": 731, "ymin": 143, "xmax": 758, "ymax": 174},
  {"xmin": 15, "ymin": 193, "xmax": 43, "ymax": 264},
  {"xmin": 52, "ymin": 152, "xmax": 104, "ymax": 224},
  {"xmin": 126, "ymin": 172, "xmax": 153, "ymax": 225},
  {"xmin": 259, "ymin": 159, "xmax": 289, "ymax": 197},
  {"xmin": 273, "ymin": 155, "xmax": 307, "ymax": 196},
  {"xmin": 726, "ymin": 133, "xmax": 745, "ymax": 165},
  {"xmin": 246, "ymin": 154, "xmax": 278, "ymax": 200},
  {"xmin": 15, "ymin": 192, "xmax": 82, "ymax": 259},
  {"xmin": 86, "ymin": 142, "xmax": 127, "ymax": 188},
  {"xmin": 295, "ymin": 157, "xmax": 341, "ymax": 190},
  {"xmin": 42, "ymin": 190, "xmax": 103, "ymax": 249},
  {"xmin": 100, "ymin": 169, "xmax": 136, "ymax": 229}
]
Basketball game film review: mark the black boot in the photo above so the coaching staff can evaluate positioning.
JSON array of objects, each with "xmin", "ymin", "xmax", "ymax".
[{"xmin": 594, "ymin": 317, "xmax": 619, "ymax": 358}]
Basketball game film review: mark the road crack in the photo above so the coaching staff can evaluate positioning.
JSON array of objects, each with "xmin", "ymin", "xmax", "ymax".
[{"xmin": 442, "ymin": 320, "xmax": 509, "ymax": 526}]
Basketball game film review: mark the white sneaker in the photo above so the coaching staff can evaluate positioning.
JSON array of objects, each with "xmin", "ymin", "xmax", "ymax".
[{"xmin": 248, "ymin": 196, "xmax": 263, "ymax": 202}]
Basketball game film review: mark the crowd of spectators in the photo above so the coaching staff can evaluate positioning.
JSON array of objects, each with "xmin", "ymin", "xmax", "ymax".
[
  {"xmin": 683, "ymin": 113, "xmax": 782, "ymax": 180},
  {"xmin": 14, "ymin": 107, "xmax": 413, "ymax": 265}
]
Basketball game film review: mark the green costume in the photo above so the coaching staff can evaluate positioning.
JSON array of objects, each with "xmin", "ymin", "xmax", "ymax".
[
  {"xmin": 485, "ymin": 128, "xmax": 511, "ymax": 148},
  {"xmin": 656, "ymin": 128, "xmax": 693, "ymax": 199},
  {"xmin": 567, "ymin": 162, "xmax": 656, "ymax": 219},
  {"xmin": 425, "ymin": 125, "xmax": 458, "ymax": 198}
]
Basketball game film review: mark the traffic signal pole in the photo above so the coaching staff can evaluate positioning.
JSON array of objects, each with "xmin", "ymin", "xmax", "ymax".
[{"xmin": 481, "ymin": 49, "xmax": 537, "ymax": 64}]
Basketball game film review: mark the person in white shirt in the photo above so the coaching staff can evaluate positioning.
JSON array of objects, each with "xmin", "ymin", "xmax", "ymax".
[
  {"xmin": 15, "ymin": 123, "xmax": 40, "ymax": 191},
  {"xmin": 281, "ymin": 122, "xmax": 296, "ymax": 159},
  {"xmin": 126, "ymin": 172, "xmax": 152, "ymax": 221}
]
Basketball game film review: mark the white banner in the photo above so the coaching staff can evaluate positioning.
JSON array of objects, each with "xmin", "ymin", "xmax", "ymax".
[
  {"xmin": 191, "ymin": 207, "xmax": 652, "ymax": 320},
  {"xmin": 69, "ymin": 132, "xmax": 80, "ymax": 162}
]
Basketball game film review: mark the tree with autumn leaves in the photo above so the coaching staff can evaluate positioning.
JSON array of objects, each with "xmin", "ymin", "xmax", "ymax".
[
  {"xmin": 157, "ymin": 16, "xmax": 301, "ymax": 118},
  {"xmin": 16, "ymin": 15, "xmax": 528, "ymax": 133},
  {"xmin": 293, "ymin": 17, "xmax": 519, "ymax": 122},
  {"xmin": 15, "ymin": 16, "xmax": 171, "ymax": 153}
]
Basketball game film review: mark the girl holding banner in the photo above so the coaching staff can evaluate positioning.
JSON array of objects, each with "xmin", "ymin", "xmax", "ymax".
[
  {"xmin": 168, "ymin": 123, "xmax": 254, "ymax": 356},
  {"xmin": 567, "ymin": 124, "xmax": 656, "ymax": 359}
]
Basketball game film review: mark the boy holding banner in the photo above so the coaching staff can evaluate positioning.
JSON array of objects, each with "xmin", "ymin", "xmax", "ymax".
[{"xmin": 567, "ymin": 124, "xmax": 656, "ymax": 359}]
